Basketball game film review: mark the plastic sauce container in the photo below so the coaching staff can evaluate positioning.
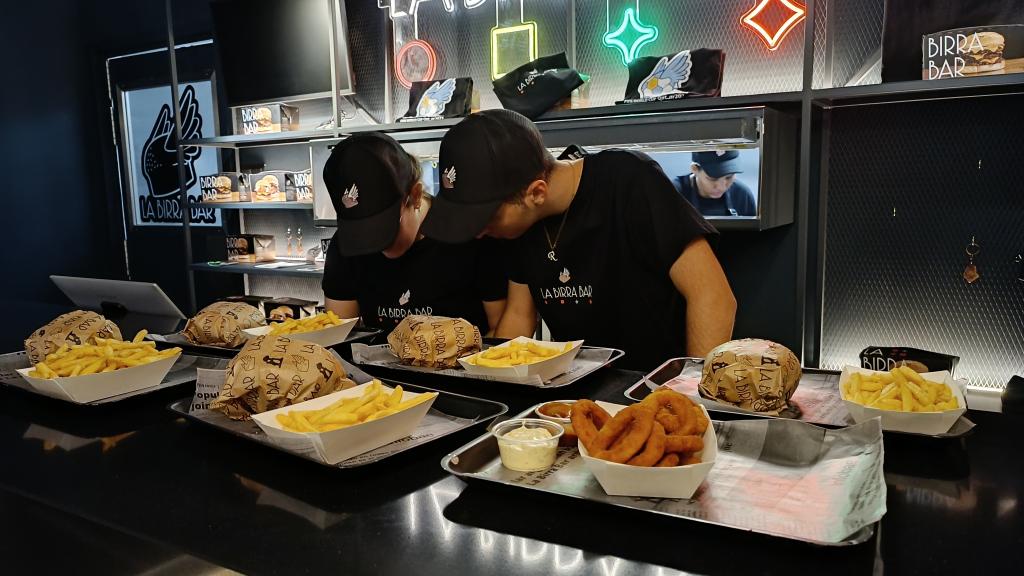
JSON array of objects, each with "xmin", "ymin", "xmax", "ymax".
[{"xmin": 493, "ymin": 418, "xmax": 564, "ymax": 472}]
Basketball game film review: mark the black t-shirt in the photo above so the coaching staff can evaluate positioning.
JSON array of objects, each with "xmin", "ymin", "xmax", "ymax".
[
  {"xmin": 678, "ymin": 173, "xmax": 757, "ymax": 217},
  {"xmin": 509, "ymin": 149, "xmax": 717, "ymax": 371},
  {"xmin": 322, "ymin": 235, "xmax": 507, "ymax": 333}
]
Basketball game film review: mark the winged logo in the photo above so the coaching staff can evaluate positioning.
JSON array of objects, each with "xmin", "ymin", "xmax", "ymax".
[
  {"xmin": 442, "ymin": 166, "xmax": 456, "ymax": 188},
  {"xmin": 558, "ymin": 268, "xmax": 571, "ymax": 284},
  {"xmin": 342, "ymin": 183, "xmax": 359, "ymax": 209},
  {"xmin": 398, "ymin": 290, "xmax": 411, "ymax": 306},
  {"xmin": 638, "ymin": 51, "xmax": 692, "ymax": 99},
  {"xmin": 416, "ymin": 78, "xmax": 456, "ymax": 118}
]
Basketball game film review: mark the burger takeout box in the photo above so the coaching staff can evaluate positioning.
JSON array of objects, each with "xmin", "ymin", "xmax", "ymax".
[
  {"xmin": 242, "ymin": 317, "xmax": 359, "ymax": 347},
  {"xmin": 250, "ymin": 381, "xmax": 438, "ymax": 465},
  {"xmin": 233, "ymin": 103, "xmax": 300, "ymax": 135},
  {"xmin": 15, "ymin": 352, "xmax": 181, "ymax": 404},
  {"xmin": 226, "ymin": 234, "xmax": 276, "ymax": 263},
  {"xmin": 199, "ymin": 172, "xmax": 245, "ymax": 203},
  {"xmin": 839, "ymin": 366, "xmax": 966, "ymax": 435},
  {"xmin": 458, "ymin": 337, "xmax": 584, "ymax": 382},
  {"xmin": 578, "ymin": 400, "xmax": 717, "ymax": 499}
]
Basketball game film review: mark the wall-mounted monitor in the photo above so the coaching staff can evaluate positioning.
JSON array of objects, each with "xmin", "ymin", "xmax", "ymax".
[{"xmin": 210, "ymin": 0, "xmax": 353, "ymax": 105}]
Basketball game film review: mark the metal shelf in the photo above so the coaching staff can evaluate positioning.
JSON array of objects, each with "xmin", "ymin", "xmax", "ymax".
[
  {"xmin": 190, "ymin": 262, "xmax": 324, "ymax": 278},
  {"xmin": 182, "ymin": 129, "xmax": 338, "ymax": 148},
  {"xmin": 812, "ymin": 74, "xmax": 1024, "ymax": 108},
  {"xmin": 536, "ymin": 92, "xmax": 803, "ymax": 121},
  {"xmin": 191, "ymin": 201, "xmax": 313, "ymax": 210}
]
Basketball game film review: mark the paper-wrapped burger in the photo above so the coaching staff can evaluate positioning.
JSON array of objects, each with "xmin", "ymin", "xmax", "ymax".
[
  {"xmin": 387, "ymin": 315, "xmax": 482, "ymax": 369},
  {"xmin": 698, "ymin": 339, "xmax": 801, "ymax": 415},
  {"xmin": 24, "ymin": 310, "xmax": 122, "ymax": 365},
  {"xmin": 209, "ymin": 335, "xmax": 356, "ymax": 420},
  {"xmin": 182, "ymin": 301, "xmax": 267, "ymax": 348}
]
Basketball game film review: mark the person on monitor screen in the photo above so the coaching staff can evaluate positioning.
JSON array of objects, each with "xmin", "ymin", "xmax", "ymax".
[
  {"xmin": 678, "ymin": 150, "xmax": 757, "ymax": 217},
  {"xmin": 321, "ymin": 132, "xmax": 506, "ymax": 334},
  {"xmin": 419, "ymin": 109, "xmax": 736, "ymax": 370}
]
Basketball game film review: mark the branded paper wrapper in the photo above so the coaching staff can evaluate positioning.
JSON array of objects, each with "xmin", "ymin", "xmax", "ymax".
[
  {"xmin": 16, "ymin": 352, "xmax": 180, "ymax": 404},
  {"xmin": 209, "ymin": 335, "xmax": 355, "ymax": 420},
  {"xmin": 387, "ymin": 315, "xmax": 482, "ymax": 369},
  {"xmin": 699, "ymin": 339, "xmax": 802, "ymax": 416},
  {"xmin": 24, "ymin": 310, "xmax": 122, "ymax": 365},
  {"xmin": 578, "ymin": 400, "xmax": 716, "ymax": 499},
  {"xmin": 242, "ymin": 317, "xmax": 358, "ymax": 348},
  {"xmin": 839, "ymin": 366, "xmax": 966, "ymax": 435},
  {"xmin": 251, "ymin": 381, "xmax": 438, "ymax": 465},
  {"xmin": 183, "ymin": 301, "xmax": 267, "ymax": 348},
  {"xmin": 458, "ymin": 337, "xmax": 584, "ymax": 382}
]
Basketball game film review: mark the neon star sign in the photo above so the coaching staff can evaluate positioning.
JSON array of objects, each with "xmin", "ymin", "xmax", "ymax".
[
  {"xmin": 740, "ymin": 0, "xmax": 807, "ymax": 51},
  {"xmin": 603, "ymin": 7, "xmax": 659, "ymax": 66}
]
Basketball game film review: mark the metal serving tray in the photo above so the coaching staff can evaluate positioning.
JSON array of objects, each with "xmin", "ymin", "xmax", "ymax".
[
  {"xmin": 0, "ymin": 351, "xmax": 225, "ymax": 405},
  {"xmin": 169, "ymin": 378, "xmax": 507, "ymax": 469},
  {"xmin": 625, "ymin": 357, "xmax": 975, "ymax": 439},
  {"xmin": 351, "ymin": 343, "xmax": 625, "ymax": 388},
  {"xmin": 148, "ymin": 327, "xmax": 381, "ymax": 357},
  {"xmin": 442, "ymin": 405, "xmax": 883, "ymax": 546}
]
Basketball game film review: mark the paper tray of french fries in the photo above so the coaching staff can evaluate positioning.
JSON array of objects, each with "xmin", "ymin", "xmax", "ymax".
[
  {"xmin": 840, "ymin": 365, "xmax": 966, "ymax": 435},
  {"xmin": 12, "ymin": 334, "xmax": 183, "ymax": 404},
  {"xmin": 242, "ymin": 312, "xmax": 358, "ymax": 348},
  {"xmin": 458, "ymin": 337, "xmax": 584, "ymax": 382}
]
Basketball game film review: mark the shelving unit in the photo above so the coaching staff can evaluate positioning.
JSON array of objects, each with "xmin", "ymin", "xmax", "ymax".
[
  {"xmin": 812, "ymin": 74, "xmax": 1024, "ymax": 108},
  {"xmin": 190, "ymin": 262, "xmax": 324, "ymax": 278},
  {"xmin": 191, "ymin": 201, "xmax": 313, "ymax": 210}
]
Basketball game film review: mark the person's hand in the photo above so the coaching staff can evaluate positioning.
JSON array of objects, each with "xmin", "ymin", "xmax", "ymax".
[{"xmin": 141, "ymin": 85, "xmax": 203, "ymax": 198}]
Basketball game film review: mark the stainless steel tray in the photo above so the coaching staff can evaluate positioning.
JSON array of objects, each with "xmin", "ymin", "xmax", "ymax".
[
  {"xmin": 148, "ymin": 327, "xmax": 382, "ymax": 357},
  {"xmin": 625, "ymin": 357, "xmax": 975, "ymax": 439},
  {"xmin": 442, "ymin": 405, "xmax": 883, "ymax": 547},
  {"xmin": 0, "ymin": 351, "xmax": 225, "ymax": 405},
  {"xmin": 170, "ymin": 379, "xmax": 507, "ymax": 469},
  {"xmin": 351, "ymin": 343, "xmax": 625, "ymax": 388}
]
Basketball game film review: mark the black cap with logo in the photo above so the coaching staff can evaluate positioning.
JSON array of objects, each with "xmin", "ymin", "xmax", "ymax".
[
  {"xmin": 323, "ymin": 132, "xmax": 415, "ymax": 256},
  {"xmin": 691, "ymin": 150, "xmax": 743, "ymax": 179},
  {"xmin": 421, "ymin": 109, "xmax": 549, "ymax": 243}
]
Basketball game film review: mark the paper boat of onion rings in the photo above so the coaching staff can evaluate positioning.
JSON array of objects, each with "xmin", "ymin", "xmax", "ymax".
[{"xmin": 578, "ymin": 400, "xmax": 717, "ymax": 499}]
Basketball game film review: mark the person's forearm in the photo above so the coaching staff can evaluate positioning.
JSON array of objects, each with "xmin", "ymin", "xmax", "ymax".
[
  {"xmin": 685, "ymin": 291, "xmax": 736, "ymax": 357},
  {"xmin": 325, "ymin": 298, "xmax": 360, "ymax": 321},
  {"xmin": 496, "ymin": 312, "xmax": 536, "ymax": 339}
]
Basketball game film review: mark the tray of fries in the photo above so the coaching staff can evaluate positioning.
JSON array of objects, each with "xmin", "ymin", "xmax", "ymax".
[
  {"xmin": 351, "ymin": 342, "xmax": 624, "ymax": 387},
  {"xmin": 443, "ymin": 403, "xmax": 886, "ymax": 546},
  {"xmin": 149, "ymin": 326, "xmax": 381, "ymax": 357},
  {"xmin": 170, "ymin": 358, "xmax": 508, "ymax": 468},
  {"xmin": 624, "ymin": 358, "xmax": 975, "ymax": 438},
  {"xmin": 242, "ymin": 312, "xmax": 358, "ymax": 347}
]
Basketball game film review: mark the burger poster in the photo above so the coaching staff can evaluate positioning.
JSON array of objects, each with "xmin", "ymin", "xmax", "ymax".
[
  {"xmin": 123, "ymin": 81, "xmax": 220, "ymax": 226},
  {"xmin": 923, "ymin": 24, "xmax": 1024, "ymax": 80}
]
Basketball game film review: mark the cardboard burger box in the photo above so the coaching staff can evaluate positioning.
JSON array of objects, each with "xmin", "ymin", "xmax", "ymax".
[
  {"xmin": 224, "ymin": 294, "xmax": 273, "ymax": 313},
  {"xmin": 290, "ymin": 170, "xmax": 314, "ymax": 203},
  {"xmin": 234, "ymin": 103, "xmax": 300, "ymax": 135},
  {"xmin": 199, "ymin": 172, "xmax": 246, "ymax": 203},
  {"xmin": 226, "ymin": 234, "xmax": 276, "ymax": 263},
  {"xmin": 240, "ymin": 171, "xmax": 297, "ymax": 202},
  {"xmin": 263, "ymin": 297, "xmax": 318, "ymax": 322}
]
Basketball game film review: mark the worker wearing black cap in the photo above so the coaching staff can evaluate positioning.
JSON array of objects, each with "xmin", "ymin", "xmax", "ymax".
[
  {"xmin": 420, "ymin": 110, "xmax": 736, "ymax": 370},
  {"xmin": 321, "ymin": 132, "xmax": 507, "ymax": 334},
  {"xmin": 679, "ymin": 150, "xmax": 757, "ymax": 217}
]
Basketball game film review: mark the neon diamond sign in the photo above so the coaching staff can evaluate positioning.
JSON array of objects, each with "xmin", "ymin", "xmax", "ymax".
[
  {"xmin": 603, "ymin": 7, "xmax": 659, "ymax": 66},
  {"xmin": 740, "ymin": 0, "xmax": 806, "ymax": 51}
]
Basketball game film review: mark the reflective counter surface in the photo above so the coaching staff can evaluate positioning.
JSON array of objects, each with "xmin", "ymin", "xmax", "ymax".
[{"xmin": 1, "ymin": 364, "xmax": 1021, "ymax": 575}]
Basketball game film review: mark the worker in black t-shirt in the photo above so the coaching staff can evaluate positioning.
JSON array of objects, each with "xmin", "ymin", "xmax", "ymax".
[
  {"xmin": 321, "ymin": 132, "xmax": 507, "ymax": 334},
  {"xmin": 420, "ymin": 110, "xmax": 736, "ymax": 370},
  {"xmin": 678, "ymin": 150, "xmax": 757, "ymax": 217}
]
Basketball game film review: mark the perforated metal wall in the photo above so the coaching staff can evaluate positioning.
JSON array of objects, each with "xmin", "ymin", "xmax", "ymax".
[
  {"xmin": 812, "ymin": 0, "xmax": 885, "ymax": 88},
  {"xmin": 821, "ymin": 95, "xmax": 1024, "ymax": 389}
]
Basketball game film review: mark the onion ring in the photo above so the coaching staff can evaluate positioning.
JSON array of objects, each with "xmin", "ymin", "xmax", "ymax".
[
  {"xmin": 570, "ymin": 400, "xmax": 610, "ymax": 453},
  {"xmin": 655, "ymin": 452, "xmax": 680, "ymax": 467},
  {"xmin": 641, "ymin": 390, "xmax": 696, "ymax": 435},
  {"xmin": 692, "ymin": 406, "xmax": 709, "ymax": 435},
  {"xmin": 626, "ymin": 422, "xmax": 667, "ymax": 466},
  {"xmin": 593, "ymin": 405, "xmax": 655, "ymax": 463},
  {"xmin": 681, "ymin": 453, "xmax": 702, "ymax": 465},
  {"xmin": 664, "ymin": 434, "xmax": 704, "ymax": 454}
]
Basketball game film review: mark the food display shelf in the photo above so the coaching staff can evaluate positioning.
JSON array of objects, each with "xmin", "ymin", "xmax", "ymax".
[{"xmin": 189, "ymin": 262, "xmax": 324, "ymax": 278}]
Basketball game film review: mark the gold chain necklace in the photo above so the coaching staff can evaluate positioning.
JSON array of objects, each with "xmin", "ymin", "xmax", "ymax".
[{"xmin": 543, "ymin": 160, "xmax": 583, "ymax": 262}]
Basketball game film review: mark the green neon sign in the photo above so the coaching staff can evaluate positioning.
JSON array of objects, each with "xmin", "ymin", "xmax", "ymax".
[{"xmin": 603, "ymin": 7, "xmax": 659, "ymax": 66}]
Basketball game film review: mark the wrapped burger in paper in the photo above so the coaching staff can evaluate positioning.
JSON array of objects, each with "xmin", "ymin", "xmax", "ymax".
[
  {"xmin": 24, "ymin": 310, "xmax": 122, "ymax": 365},
  {"xmin": 698, "ymin": 339, "xmax": 801, "ymax": 415},
  {"xmin": 387, "ymin": 315, "xmax": 482, "ymax": 369},
  {"xmin": 182, "ymin": 301, "xmax": 267, "ymax": 348},
  {"xmin": 210, "ymin": 335, "xmax": 355, "ymax": 420}
]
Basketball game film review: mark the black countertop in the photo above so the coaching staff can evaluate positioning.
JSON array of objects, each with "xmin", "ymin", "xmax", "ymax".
[{"xmin": 1, "ymin": 363, "xmax": 1021, "ymax": 575}]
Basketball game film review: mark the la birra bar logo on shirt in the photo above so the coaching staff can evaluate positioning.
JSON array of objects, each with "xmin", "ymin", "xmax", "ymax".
[{"xmin": 377, "ymin": 306, "xmax": 433, "ymax": 320}]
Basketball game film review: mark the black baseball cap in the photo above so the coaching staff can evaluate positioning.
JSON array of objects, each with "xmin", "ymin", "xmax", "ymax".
[
  {"xmin": 692, "ymin": 150, "xmax": 743, "ymax": 179},
  {"xmin": 322, "ymin": 132, "xmax": 416, "ymax": 256},
  {"xmin": 421, "ymin": 109, "xmax": 550, "ymax": 243}
]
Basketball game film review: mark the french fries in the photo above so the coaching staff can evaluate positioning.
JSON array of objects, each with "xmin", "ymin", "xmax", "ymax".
[
  {"xmin": 268, "ymin": 311, "xmax": 345, "ymax": 335},
  {"xmin": 843, "ymin": 366, "xmax": 958, "ymax": 412},
  {"xmin": 467, "ymin": 341, "xmax": 573, "ymax": 368},
  {"xmin": 275, "ymin": 379, "xmax": 437, "ymax": 433},
  {"xmin": 28, "ymin": 330, "xmax": 181, "ymax": 378}
]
